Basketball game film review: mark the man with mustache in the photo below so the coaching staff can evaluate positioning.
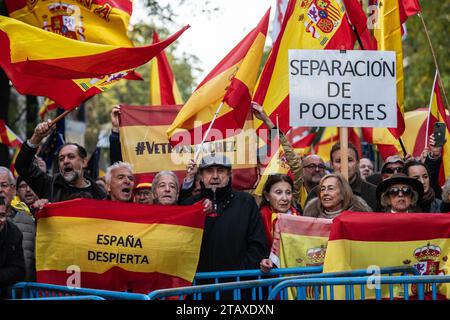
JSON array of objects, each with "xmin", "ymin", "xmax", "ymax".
[{"xmin": 15, "ymin": 120, "xmax": 107, "ymax": 202}]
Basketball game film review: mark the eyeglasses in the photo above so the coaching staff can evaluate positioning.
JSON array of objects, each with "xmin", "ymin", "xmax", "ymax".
[
  {"xmin": 388, "ymin": 186, "xmax": 412, "ymax": 197},
  {"xmin": 303, "ymin": 164, "xmax": 326, "ymax": 170},
  {"xmin": 384, "ymin": 167, "xmax": 403, "ymax": 174}
]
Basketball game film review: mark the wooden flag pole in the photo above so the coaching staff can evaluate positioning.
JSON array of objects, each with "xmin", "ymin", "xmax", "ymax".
[
  {"xmin": 339, "ymin": 127, "xmax": 349, "ymax": 181},
  {"xmin": 49, "ymin": 108, "xmax": 75, "ymax": 127}
]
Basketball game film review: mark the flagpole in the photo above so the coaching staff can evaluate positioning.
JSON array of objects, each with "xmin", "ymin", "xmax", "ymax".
[
  {"xmin": 194, "ymin": 101, "xmax": 225, "ymax": 162},
  {"xmin": 49, "ymin": 108, "xmax": 75, "ymax": 127},
  {"xmin": 339, "ymin": 127, "xmax": 349, "ymax": 181},
  {"xmin": 424, "ymin": 71, "xmax": 439, "ymax": 148},
  {"xmin": 418, "ymin": 12, "xmax": 450, "ymax": 112}
]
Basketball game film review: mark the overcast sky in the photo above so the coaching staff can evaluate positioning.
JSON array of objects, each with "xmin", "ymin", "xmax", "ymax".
[{"xmin": 132, "ymin": 0, "xmax": 276, "ymax": 83}]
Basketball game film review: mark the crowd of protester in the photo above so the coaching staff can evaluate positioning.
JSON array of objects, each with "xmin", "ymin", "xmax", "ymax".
[{"xmin": 1, "ymin": 102, "xmax": 449, "ymax": 291}]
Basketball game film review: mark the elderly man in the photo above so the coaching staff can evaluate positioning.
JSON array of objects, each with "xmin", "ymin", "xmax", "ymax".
[
  {"xmin": 105, "ymin": 162, "xmax": 135, "ymax": 202},
  {"xmin": 381, "ymin": 155, "xmax": 405, "ymax": 181},
  {"xmin": 134, "ymin": 181, "xmax": 153, "ymax": 204},
  {"xmin": 306, "ymin": 143, "xmax": 378, "ymax": 211},
  {"xmin": 0, "ymin": 167, "xmax": 36, "ymax": 282},
  {"xmin": 15, "ymin": 120, "xmax": 106, "ymax": 202},
  {"xmin": 0, "ymin": 197, "xmax": 25, "ymax": 288},
  {"xmin": 15, "ymin": 177, "xmax": 39, "ymax": 215},
  {"xmin": 299, "ymin": 155, "xmax": 326, "ymax": 208},
  {"xmin": 181, "ymin": 154, "xmax": 268, "ymax": 274},
  {"xmin": 152, "ymin": 171, "xmax": 179, "ymax": 205}
]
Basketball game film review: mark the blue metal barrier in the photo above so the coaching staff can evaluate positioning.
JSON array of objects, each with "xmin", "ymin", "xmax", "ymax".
[
  {"xmin": 22, "ymin": 295, "xmax": 105, "ymax": 300},
  {"xmin": 148, "ymin": 266, "xmax": 418, "ymax": 300},
  {"xmin": 267, "ymin": 275, "xmax": 450, "ymax": 300},
  {"xmin": 7, "ymin": 282, "xmax": 150, "ymax": 300}
]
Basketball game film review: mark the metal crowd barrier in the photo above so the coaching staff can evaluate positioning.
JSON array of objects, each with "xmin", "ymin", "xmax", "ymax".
[
  {"xmin": 148, "ymin": 266, "xmax": 418, "ymax": 300},
  {"xmin": 7, "ymin": 282, "xmax": 150, "ymax": 300},
  {"xmin": 267, "ymin": 275, "xmax": 450, "ymax": 300},
  {"xmin": 21, "ymin": 295, "xmax": 106, "ymax": 300}
]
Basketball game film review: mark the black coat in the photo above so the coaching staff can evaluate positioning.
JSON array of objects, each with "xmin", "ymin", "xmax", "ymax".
[
  {"xmin": 0, "ymin": 220, "xmax": 26, "ymax": 288},
  {"xmin": 16, "ymin": 142, "xmax": 107, "ymax": 202},
  {"xmin": 181, "ymin": 181, "xmax": 269, "ymax": 273}
]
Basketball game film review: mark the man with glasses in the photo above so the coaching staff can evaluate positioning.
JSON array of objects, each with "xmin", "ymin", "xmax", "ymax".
[
  {"xmin": 0, "ymin": 196, "xmax": 25, "ymax": 289},
  {"xmin": 300, "ymin": 155, "xmax": 327, "ymax": 208},
  {"xmin": 376, "ymin": 173, "xmax": 424, "ymax": 213},
  {"xmin": 0, "ymin": 167, "xmax": 36, "ymax": 282},
  {"xmin": 381, "ymin": 155, "xmax": 405, "ymax": 181}
]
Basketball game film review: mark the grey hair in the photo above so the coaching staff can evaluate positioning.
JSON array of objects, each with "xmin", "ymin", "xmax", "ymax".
[
  {"xmin": 442, "ymin": 178, "xmax": 450, "ymax": 202},
  {"xmin": 0, "ymin": 166, "xmax": 16, "ymax": 186},
  {"xmin": 152, "ymin": 171, "xmax": 179, "ymax": 193},
  {"xmin": 380, "ymin": 189, "xmax": 419, "ymax": 210},
  {"xmin": 105, "ymin": 162, "xmax": 133, "ymax": 184}
]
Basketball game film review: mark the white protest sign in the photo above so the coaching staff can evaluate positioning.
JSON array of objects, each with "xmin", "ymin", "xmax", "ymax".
[{"xmin": 289, "ymin": 50, "xmax": 397, "ymax": 128}]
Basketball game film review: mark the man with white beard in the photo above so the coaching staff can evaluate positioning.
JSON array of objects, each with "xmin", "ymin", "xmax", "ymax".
[{"xmin": 15, "ymin": 120, "xmax": 107, "ymax": 202}]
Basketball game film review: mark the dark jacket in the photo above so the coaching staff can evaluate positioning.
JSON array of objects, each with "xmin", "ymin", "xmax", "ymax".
[
  {"xmin": 9, "ymin": 209, "xmax": 36, "ymax": 282},
  {"xmin": 306, "ymin": 173, "xmax": 378, "ymax": 212},
  {"xmin": 109, "ymin": 130, "xmax": 123, "ymax": 165},
  {"xmin": 181, "ymin": 180, "xmax": 269, "ymax": 272},
  {"xmin": 0, "ymin": 220, "xmax": 26, "ymax": 288},
  {"xmin": 424, "ymin": 155, "xmax": 443, "ymax": 199},
  {"xmin": 441, "ymin": 201, "xmax": 450, "ymax": 213},
  {"xmin": 16, "ymin": 142, "xmax": 107, "ymax": 202}
]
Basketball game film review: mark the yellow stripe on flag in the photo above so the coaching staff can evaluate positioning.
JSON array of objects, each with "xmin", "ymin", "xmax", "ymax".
[{"xmin": 37, "ymin": 216, "xmax": 203, "ymax": 281}]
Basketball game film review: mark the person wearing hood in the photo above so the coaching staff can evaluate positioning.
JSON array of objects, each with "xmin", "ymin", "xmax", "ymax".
[
  {"xmin": 403, "ymin": 160, "xmax": 441, "ymax": 213},
  {"xmin": 180, "ymin": 154, "xmax": 269, "ymax": 273}
]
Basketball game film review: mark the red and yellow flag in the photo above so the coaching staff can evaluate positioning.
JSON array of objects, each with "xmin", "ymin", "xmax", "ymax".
[
  {"xmin": 426, "ymin": 72, "xmax": 450, "ymax": 185},
  {"xmin": 323, "ymin": 212, "xmax": 450, "ymax": 300},
  {"xmin": 0, "ymin": 16, "xmax": 189, "ymax": 110},
  {"xmin": 36, "ymin": 199, "xmax": 205, "ymax": 293},
  {"xmin": 119, "ymin": 105, "xmax": 258, "ymax": 190},
  {"xmin": 167, "ymin": 9, "xmax": 270, "ymax": 144},
  {"xmin": 5, "ymin": 0, "xmax": 133, "ymax": 46},
  {"xmin": 0, "ymin": 120, "xmax": 23, "ymax": 148},
  {"xmin": 149, "ymin": 31, "xmax": 183, "ymax": 105}
]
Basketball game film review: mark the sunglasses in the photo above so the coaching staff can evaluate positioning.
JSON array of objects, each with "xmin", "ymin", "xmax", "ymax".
[
  {"xmin": 303, "ymin": 164, "xmax": 326, "ymax": 170},
  {"xmin": 384, "ymin": 167, "xmax": 403, "ymax": 174},
  {"xmin": 388, "ymin": 186, "xmax": 412, "ymax": 197}
]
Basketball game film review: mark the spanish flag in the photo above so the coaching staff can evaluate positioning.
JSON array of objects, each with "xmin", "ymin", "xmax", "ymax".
[
  {"xmin": 119, "ymin": 105, "xmax": 258, "ymax": 190},
  {"xmin": 323, "ymin": 212, "xmax": 450, "ymax": 300},
  {"xmin": 36, "ymin": 199, "xmax": 205, "ymax": 293},
  {"xmin": 5, "ymin": 0, "xmax": 133, "ymax": 46},
  {"xmin": 0, "ymin": 120, "xmax": 23, "ymax": 148},
  {"xmin": 0, "ymin": 16, "xmax": 189, "ymax": 109},
  {"xmin": 166, "ymin": 9, "xmax": 270, "ymax": 145},
  {"xmin": 425, "ymin": 71, "xmax": 450, "ymax": 185},
  {"xmin": 253, "ymin": 0, "xmax": 356, "ymax": 135},
  {"xmin": 149, "ymin": 31, "xmax": 184, "ymax": 105}
]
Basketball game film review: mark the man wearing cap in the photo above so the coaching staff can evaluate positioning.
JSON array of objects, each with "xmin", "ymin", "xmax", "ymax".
[
  {"xmin": 381, "ymin": 155, "xmax": 405, "ymax": 181},
  {"xmin": 134, "ymin": 182, "xmax": 153, "ymax": 204},
  {"xmin": 376, "ymin": 173, "xmax": 424, "ymax": 213},
  {"xmin": 181, "ymin": 154, "xmax": 269, "ymax": 274}
]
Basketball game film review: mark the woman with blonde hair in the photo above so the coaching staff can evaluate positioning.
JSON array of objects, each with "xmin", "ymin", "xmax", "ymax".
[{"xmin": 304, "ymin": 173, "xmax": 372, "ymax": 219}]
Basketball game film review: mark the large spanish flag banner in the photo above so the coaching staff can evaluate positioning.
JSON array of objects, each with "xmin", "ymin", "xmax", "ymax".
[
  {"xmin": 119, "ymin": 105, "xmax": 258, "ymax": 190},
  {"xmin": 0, "ymin": 16, "xmax": 188, "ymax": 110},
  {"xmin": 323, "ymin": 212, "xmax": 450, "ymax": 300},
  {"xmin": 149, "ymin": 31, "xmax": 184, "ymax": 105},
  {"xmin": 36, "ymin": 199, "xmax": 205, "ymax": 293},
  {"xmin": 167, "ymin": 9, "xmax": 270, "ymax": 145},
  {"xmin": 5, "ymin": 0, "xmax": 133, "ymax": 46}
]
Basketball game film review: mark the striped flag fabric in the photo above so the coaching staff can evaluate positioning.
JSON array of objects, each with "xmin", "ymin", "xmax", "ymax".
[
  {"xmin": 119, "ymin": 105, "xmax": 258, "ymax": 190},
  {"xmin": 0, "ymin": 16, "xmax": 189, "ymax": 110},
  {"xmin": 149, "ymin": 31, "xmax": 184, "ymax": 105},
  {"xmin": 323, "ymin": 212, "xmax": 450, "ymax": 300},
  {"xmin": 0, "ymin": 120, "xmax": 23, "ymax": 148},
  {"xmin": 166, "ymin": 9, "xmax": 270, "ymax": 145},
  {"xmin": 36, "ymin": 199, "xmax": 205, "ymax": 293},
  {"xmin": 5, "ymin": 0, "xmax": 133, "ymax": 46},
  {"xmin": 426, "ymin": 72, "xmax": 450, "ymax": 185},
  {"xmin": 271, "ymin": 0, "xmax": 288, "ymax": 45}
]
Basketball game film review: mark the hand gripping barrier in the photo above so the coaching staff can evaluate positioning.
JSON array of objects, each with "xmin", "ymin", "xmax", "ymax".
[
  {"xmin": 7, "ymin": 282, "xmax": 150, "ymax": 300},
  {"xmin": 148, "ymin": 266, "xmax": 418, "ymax": 300},
  {"xmin": 267, "ymin": 275, "xmax": 450, "ymax": 300}
]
